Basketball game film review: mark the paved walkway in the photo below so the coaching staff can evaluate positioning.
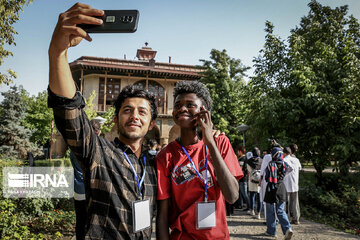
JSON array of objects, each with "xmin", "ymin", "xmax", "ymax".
[
  {"xmin": 151, "ymin": 208, "xmax": 359, "ymax": 239},
  {"xmin": 227, "ymin": 209, "xmax": 359, "ymax": 239}
]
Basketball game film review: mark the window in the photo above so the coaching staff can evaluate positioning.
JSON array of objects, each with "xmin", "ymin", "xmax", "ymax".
[
  {"xmin": 98, "ymin": 77, "xmax": 120, "ymax": 111},
  {"xmin": 133, "ymin": 80, "xmax": 165, "ymax": 114}
]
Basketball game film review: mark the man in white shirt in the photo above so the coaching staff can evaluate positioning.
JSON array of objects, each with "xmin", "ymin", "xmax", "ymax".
[{"xmin": 283, "ymin": 144, "xmax": 302, "ymax": 225}]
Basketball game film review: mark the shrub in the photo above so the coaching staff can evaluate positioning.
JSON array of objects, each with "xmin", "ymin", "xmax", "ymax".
[
  {"xmin": 300, "ymin": 172, "xmax": 360, "ymax": 236},
  {"xmin": 0, "ymin": 198, "xmax": 45, "ymax": 239},
  {"xmin": 0, "ymin": 158, "xmax": 75, "ymax": 238}
]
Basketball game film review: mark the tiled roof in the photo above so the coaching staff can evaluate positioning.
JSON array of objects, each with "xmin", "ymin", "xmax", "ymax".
[{"xmin": 70, "ymin": 56, "xmax": 203, "ymax": 79}]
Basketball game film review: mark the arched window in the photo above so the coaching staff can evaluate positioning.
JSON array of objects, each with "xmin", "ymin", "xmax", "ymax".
[{"xmin": 133, "ymin": 80, "xmax": 165, "ymax": 114}]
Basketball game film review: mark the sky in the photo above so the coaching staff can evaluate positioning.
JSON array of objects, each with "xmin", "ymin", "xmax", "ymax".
[{"xmin": 0, "ymin": 0, "xmax": 359, "ymax": 99}]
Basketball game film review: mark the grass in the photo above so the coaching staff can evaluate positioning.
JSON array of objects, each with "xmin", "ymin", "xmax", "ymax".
[{"xmin": 34, "ymin": 158, "xmax": 71, "ymax": 167}]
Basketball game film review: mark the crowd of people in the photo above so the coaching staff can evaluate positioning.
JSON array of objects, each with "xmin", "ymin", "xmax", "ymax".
[
  {"xmin": 230, "ymin": 142, "xmax": 302, "ymax": 239},
  {"xmin": 49, "ymin": 3, "xmax": 301, "ymax": 240}
]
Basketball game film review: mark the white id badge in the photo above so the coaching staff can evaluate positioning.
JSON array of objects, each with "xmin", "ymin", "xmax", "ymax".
[
  {"xmin": 196, "ymin": 201, "xmax": 216, "ymax": 229},
  {"xmin": 132, "ymin": 199, "xmax": 151, "ymax": 233}
]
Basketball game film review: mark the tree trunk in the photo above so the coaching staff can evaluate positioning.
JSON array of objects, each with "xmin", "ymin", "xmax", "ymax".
[
  {"xmin": 339, "ymin": 158, "xmax": 350, "ymax": 176},
  {"xmin": 313, "ymin": 162, "xmax": 323, "ymax": 186}
]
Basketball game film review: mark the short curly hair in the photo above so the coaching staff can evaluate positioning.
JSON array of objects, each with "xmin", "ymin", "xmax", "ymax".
[
  {"xmin": 113, "ymin": 85, "xmax": 157, "ymax": 121},
  {"xmin": 173, "ymin": 81, "xmax": 212, "ymax": 111}
]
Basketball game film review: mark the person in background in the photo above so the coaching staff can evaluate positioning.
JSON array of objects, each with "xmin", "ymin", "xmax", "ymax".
[
  {"xmin": 236, "ymin": 146, "xmax": 250, "ymax": 211},
  {"xmin": 27, "ymin": 152, "xmax": 35, "ymax": 167},
  {"xmin": 260, "ymin": 141, "xmax": 282, "ymax": 223},
  {"xmin": 148, "ymin": 139, "xmax": 158, "ymax": 156},
  {"xmin": 156, "ymin": 144, "xmax": 161, "ymax": 152},
  {"xmin": 262, "ymin": 150, "xmax": 268, "ymax": 159},
  {"xmin": 264, "ymin": 147, "xmax": 293, "ymax": 239},
  {"xmin": 247, "ymin": 147, "xmax": 263, "ymax": 219},
  {"xmin": 284, "ymin": 144, "xmax": 302, "ymax": 225},
  {"xmin": 260, "ymin": 149, "xmax": 271, "ymax": 222}
]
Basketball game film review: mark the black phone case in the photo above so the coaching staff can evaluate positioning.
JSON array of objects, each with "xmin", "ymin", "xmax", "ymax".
[{"xmin": 78, "ymin": 10, "xmax": 139, "ymax": 33}]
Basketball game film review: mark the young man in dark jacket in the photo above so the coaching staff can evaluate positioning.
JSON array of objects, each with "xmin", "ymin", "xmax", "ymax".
[{"xmin": 48, "ymin": 3, "xmax": 157, "ymax": 238}]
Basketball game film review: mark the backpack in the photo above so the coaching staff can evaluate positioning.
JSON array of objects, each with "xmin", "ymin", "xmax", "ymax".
[
  {"xmin": 264, "ymin": 182, "xmax": 278, "ymax": 203},
  {"xmin": 250, "ymin": 169, "xmax": 261, "ymax": 184}
]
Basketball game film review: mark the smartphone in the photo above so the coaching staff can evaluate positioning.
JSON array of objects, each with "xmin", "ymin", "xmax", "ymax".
[{"xmin": 78, "ymin": 10, "xmax": 139, "ymax": 33}]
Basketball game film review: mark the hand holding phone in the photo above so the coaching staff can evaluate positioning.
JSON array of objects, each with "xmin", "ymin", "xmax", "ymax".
[
  {"xmin": 77, "ymin": 10, "xmax": 139, "ymax": 33},
  {"xmin": 195, "ymin": 106, "xmax": 216, "ymax": 145}
]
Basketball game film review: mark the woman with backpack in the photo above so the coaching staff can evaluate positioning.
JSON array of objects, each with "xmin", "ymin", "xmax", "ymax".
[
  {"xmin": 264, "ymin": 147, "xmax": 293, "ymax": 239},
  {"xmin": 246, "ymin": 147, "xmax": 263, "ymax": 219}
]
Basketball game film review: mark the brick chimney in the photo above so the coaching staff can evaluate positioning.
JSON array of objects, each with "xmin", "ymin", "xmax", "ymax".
[{"xmin": 136, "ymin": 42, "xmax": 157, "ymax": 61}]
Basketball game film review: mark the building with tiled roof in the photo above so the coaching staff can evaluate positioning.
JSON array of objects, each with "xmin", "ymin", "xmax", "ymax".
[{"xmin": 51, "ymin": 43, "xmax": 203, "ymax": 158}]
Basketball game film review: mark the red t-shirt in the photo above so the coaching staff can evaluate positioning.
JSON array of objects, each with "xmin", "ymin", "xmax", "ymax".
[{"xmin": 156, "ymin": 135, "xmax": 243, "ymax": 240}]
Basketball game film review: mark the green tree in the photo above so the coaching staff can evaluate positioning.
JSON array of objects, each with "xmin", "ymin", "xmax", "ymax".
[
  {"xmin": 248, "ymin": 0, "xmax": 360, "ymax": 183},
  {"xmin": 101, "ymin": 107, "xmax": 115, "ymax": 134},
  {"xmin": 199, "ymin": 49, "xmax": 249, "ymax": 144},
  {"xmin": 21, "ymin": 90, "xmax": 54, "ymax": 145},
  {"xmin": 83, "ymin": 90, "xmax": 115, "ymax": 133},
  {"xmin": 287, "ymin": 0, "xmax": 360, "ymax": 178},
  {"xmin": 84, "ymin": 90, "xmax": 98, "ymax": 120},
  {"xmin": 0, "ymin": 0, "xmax": 33, "ymax": 85},
  {"xmin": 246, "ymin": 21, "xmax": 290, "ymax": 150},
  {"xmin": 0, "ymin": 85, "xmax": 40, "ymax": 158}
]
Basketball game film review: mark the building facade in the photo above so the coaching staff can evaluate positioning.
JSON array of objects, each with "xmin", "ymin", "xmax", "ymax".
[{"xmin": 51, "ymin": 44, "xmax": 202, "ymax": 158}]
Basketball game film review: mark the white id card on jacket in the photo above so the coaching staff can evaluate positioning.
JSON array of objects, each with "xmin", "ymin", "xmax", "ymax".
[
  {"xmin": 196, "ymin": 201, "xmax": 216, "ymax": 229},
  {"xmin": 132, "ymin": 199, "xmax": 151, "ymax": 233}
]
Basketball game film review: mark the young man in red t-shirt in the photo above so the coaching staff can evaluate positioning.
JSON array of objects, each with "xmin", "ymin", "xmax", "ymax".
[{"xmin": 156, "ymin": 81, "xmax": 243, "ymax": 240}]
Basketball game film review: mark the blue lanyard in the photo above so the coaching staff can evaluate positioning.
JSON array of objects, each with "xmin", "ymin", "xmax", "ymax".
[
  {"xmin": 178, "ymin": 137, "xmax": 209, "ymax": 202},
  {"xmin": 123, "ymin": 151, "xmax": 146, "ymax": 197}
]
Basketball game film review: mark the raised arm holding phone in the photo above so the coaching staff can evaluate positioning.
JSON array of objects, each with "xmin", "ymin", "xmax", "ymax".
[
  {"xmin": 49, "ymin": 3, "xmax": 103, "ymax": 98},
  {"xmin": 48, "ymin": 3, "xmax": 158, "ymax": 239}
]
